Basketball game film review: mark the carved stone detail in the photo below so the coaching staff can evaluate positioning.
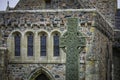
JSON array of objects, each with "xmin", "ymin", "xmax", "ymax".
[{"xmin": 60, "ymin": 18, "xmax": 86, "ymax": 80}]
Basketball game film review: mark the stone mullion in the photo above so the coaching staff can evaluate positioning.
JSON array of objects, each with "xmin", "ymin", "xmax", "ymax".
[
  {"xmin": 48, "ymin": 35, "xmax": 52, "ymax": 63},
  {"xmin": 21, "ymin": 34, "xmax": 26, "ymax": 62},
  {"xmin": 34, "ymin": 32, "xmax": 39, "ymax": 62}
]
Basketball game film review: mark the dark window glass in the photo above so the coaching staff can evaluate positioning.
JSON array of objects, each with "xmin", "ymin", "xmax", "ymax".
[
  {"xmin": 40, "ymin": 34, "xmax": 46, "ymax": 56},
  {"xmin": 14, "ymin": 34, "xmax": 21, "ymax": 56},
  {"xmin": 45, "ymin": 0, "xmax": 51, "ymax": 4},
  {"xmin": 54, "ymin": 34, "xmax": 59, "ymax": 56},
  {"xmin": 27, "ymin": 33, "xmax": 33, "ymax": 56}
]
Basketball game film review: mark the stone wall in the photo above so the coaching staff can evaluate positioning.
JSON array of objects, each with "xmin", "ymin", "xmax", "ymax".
[
  {"xmin": 0, "ymin": 9, "xmax": 114, "ymax": 80},
  {"xmin": 94, "ymin": 0, "xmax": 116, "ymax": 26},
  {"xmin": 7, "ymin": 64, "xmax": 65, "ymax": 80},
  {"xmin": 85, "ymin": 27, "xmax": 112, "ymax": 80},
  {"xmin": 0, "ymin": 47, "xmax": 8, "ymax": 80},
  {"xmin": 0, "ymin": 10, "xmax": 94, "ymax": 63},
  {"xmin": 9, "ymin": 0, "xmax": 117, "ymax": 27},
  {"xmin": 0, "ymin": 10, "xmax": 95, "ymax": 80},
  {"xmin": 78, "ymin": 0, "xmax": 116, "ymax": 26}
]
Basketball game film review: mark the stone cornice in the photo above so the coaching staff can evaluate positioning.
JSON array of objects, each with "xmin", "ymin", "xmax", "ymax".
[{"xmin": 0, "ymin": 9, "xmax": 96, "ymax": 13}]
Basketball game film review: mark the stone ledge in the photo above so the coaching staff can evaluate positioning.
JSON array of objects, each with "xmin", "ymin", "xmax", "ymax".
[
  {"xmin": 0, "ymin": 9, "xmax": 96, "ymax": 13},
  {"xmin": 8, "ymin": 61, "xmax": 66, "ymax": 64}
]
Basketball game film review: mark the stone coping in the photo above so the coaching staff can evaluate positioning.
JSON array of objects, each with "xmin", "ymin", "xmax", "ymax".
[
  {"xmin": 0, "ymin": 9, "xmax": 96, "ymax": 13},
  {"xmin": 9, "ymin": 61, "xmax": 66, "ymax": 64}
]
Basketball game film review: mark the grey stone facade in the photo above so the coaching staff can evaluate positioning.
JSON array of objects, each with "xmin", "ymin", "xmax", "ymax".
[{"xmin": 0, "ymin": 0, "xmax": 119, "ymax": 80}]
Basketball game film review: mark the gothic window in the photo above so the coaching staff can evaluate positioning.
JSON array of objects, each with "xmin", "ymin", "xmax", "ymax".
[
  {"xmin": 40, "ymin": 34, "xmax": 47, "ymax": 56},
  {"xmin": 53, "ymin": 33, "xmax": 60, "ymax": 56},
  {"xmin": 14, "ymin": 34, "xmax": 21, "ymax": 56},
  {"xmin": 27, "ymin": 33, "xmax": 33, "ymax": 56}
]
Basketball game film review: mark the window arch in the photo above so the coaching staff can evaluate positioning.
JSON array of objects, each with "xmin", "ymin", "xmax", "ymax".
[
  {"xmin": 40, "ymin": 33, "xmax": 47, "ymax": 56},
  {"xmin": 53, "ymin": 33, "xmax": 60, "ymax": 56},
  {"xmin": 14, "ymin": 33, "xmax": 21, "ymax": 56},
  {"xmin": 27, "ymin": 33, "xmax": 34, "ymax": 56}
]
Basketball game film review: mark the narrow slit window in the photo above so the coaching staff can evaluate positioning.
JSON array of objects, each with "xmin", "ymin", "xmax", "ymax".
[
  {"xmin": 40, "ymin": 34, "xmax": 47, "ymax": 56},
  {"xmin": 14, "ymin": 34, "xmax": 21, "ymax": 56},
  {"xmin": 53, "ymin": 33, "xmax": 60, "ymax": 56},
  {"xmin": 27, "ymin": 33, "xmax": 33, "ymax": 56}
]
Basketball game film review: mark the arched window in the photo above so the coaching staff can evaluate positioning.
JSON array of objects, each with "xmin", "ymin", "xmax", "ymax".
[
  {"xmin": 40, "ymin": 34, "xmax": 47, "ymax": 56},
  {"xmin": 53, "ymin": 33, "xmax": 59, "ymax": 56},
  {"xmin": 14, "ymin": 33, "xmax": 21, "ymax": 56},
  {"xmin": 27, "ymin": 33, "xmax": 33, "ymax": 56}
]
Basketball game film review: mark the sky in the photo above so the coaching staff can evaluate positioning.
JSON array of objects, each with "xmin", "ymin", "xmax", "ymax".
[
  {"xmin": 0, "ymin": 0, "xmax": 19, "ymax": 11},
  {"xmin": 0, "ymin": 0, "xmax": 120, "ymax": 11}
]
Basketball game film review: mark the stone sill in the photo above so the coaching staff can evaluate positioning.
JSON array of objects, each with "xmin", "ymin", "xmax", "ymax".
[{"xmin": 9, "ymin": 61, "xmax": 66, "ymax": 64}]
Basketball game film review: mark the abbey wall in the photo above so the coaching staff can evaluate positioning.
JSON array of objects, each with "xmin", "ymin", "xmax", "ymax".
[
  {"xmin": 0, "ymin": 0, "xmax": 118, "ymax": 80},
  {"xmin": 0, "ymin": 9, "xmax": 113, "ymax": 80}
]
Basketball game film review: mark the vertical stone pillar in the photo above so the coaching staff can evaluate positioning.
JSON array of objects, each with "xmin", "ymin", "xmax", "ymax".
[
  {"xmin": 34, "ymin": 32, "xmax": 40, "ymax": 62},
  {"xmin": 48, "ymin": 35, "xmax": 53, "ymax": 62},
  {"xmin": 21, "ymin": 34, "xmax": 26, "ymax": 62}
]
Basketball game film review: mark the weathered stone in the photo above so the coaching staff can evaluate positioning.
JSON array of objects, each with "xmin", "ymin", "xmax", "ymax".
[
  {"xmin": 60, "ymin": 18, "xmax": 86, "ymax": 80},
  {"xmin": 0, "ymin": 0, "xmax": 117, "ymax": 80}
]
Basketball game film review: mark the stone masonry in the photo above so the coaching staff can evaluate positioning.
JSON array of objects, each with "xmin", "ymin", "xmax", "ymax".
[{"xmin": 0, "ymin": 0, "xmax": 118, "ymax": 80}]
